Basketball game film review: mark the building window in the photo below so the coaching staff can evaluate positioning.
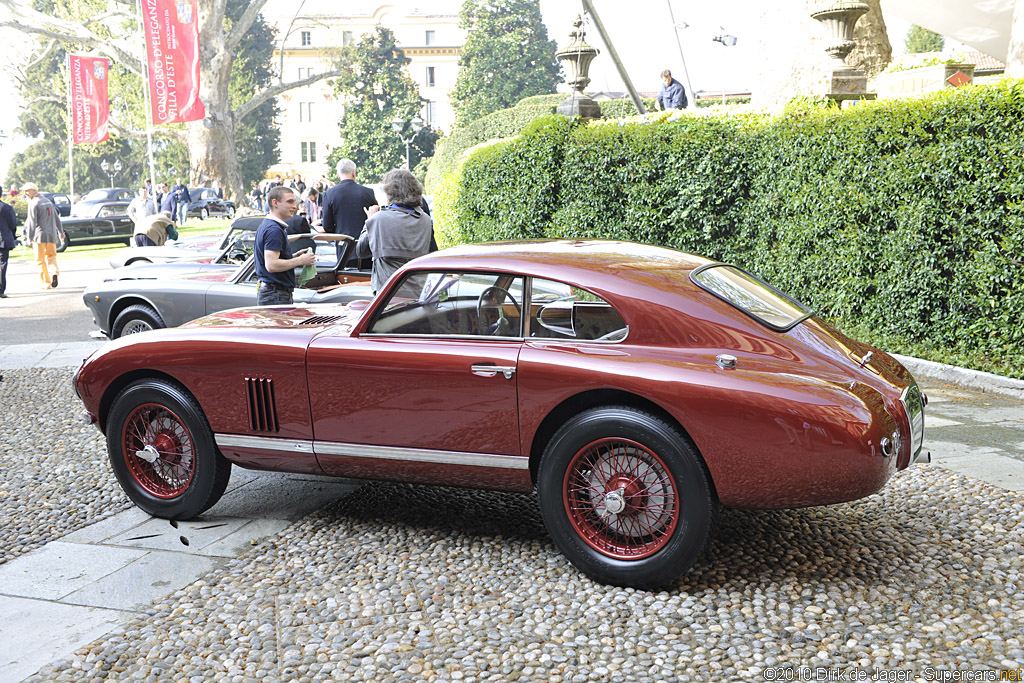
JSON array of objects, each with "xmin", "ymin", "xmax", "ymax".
[
  {"xmin": 298, "ymin": 67, "xmax": 316, "ymax": 80},
  {"xmin": 301, "ymin": 141, "xmax": 317, "ymax": 163},
  {"xmin": 425, "ymin": 30, "xmax": 435, "ymax": 45},
  {"xmin": 299, "ymin": 102, "xmax": 315, "ymax": 123},
  {"xmin": 425, "ymin": 66, "xmax": 435, "ymax": 88},
  {"xmin": 424, "ymin": 101, "xmax": 436, "ymax": 127},
  {"xmin": 343, "ymin": 31, "xmax": 354, "ymax": 45},
  {"xmin": 300, "ymin": 31, "xmax": 311, "ymax": 47}
]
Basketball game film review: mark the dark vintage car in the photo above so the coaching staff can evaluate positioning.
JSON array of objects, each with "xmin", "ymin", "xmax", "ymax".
[
  {"xmin": 58, "ymin": 201, "xmax": 134, "ymax": 252},
  {"xmin": 84, "ymin": 233, "xmax": 369, "ymax": 338},
  {"xmin": 74, "ymin": 241, "xmax": 927, "ymax": 588},
  {"xmin": 187, "ymin": 188, "xmax": 235, "ymax": 220},
  {"xmin": 41, "ymin": 192, "xmax": 72, "ymax": 217},
  {"xmin": 71, "ymin": 187, "xmax": 135, "ymax": 217}
]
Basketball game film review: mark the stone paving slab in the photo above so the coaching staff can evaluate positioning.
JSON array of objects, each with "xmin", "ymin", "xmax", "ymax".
[
  {"xmin": 0, "ymin": 596, "xmax": 130, "ymax": 683},
  {"xmin": 0, "ymin": 542, "xmax": 149, "ymax": 601},
  {"xmin": 61, "ymin": 550, "xmax": 226, "ymax": 611}
]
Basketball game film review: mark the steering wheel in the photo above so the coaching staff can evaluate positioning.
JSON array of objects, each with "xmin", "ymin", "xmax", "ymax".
[{"xmin": 476, "ymin": 286, "xmax": 521, "ymax": 336}]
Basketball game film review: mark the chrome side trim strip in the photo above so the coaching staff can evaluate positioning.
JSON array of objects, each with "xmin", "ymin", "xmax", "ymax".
[
  {"xmin": 313, "ymin": 441, "xmax": 529, "ymax": 470},
  {"xmin": 215, "ymin": 433, "xmax": 314, "ymax": 453}
]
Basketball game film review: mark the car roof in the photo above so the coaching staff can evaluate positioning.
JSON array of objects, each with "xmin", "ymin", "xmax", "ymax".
[{"xmin": 411, "ymin": 240, "xmax": 713, "ymax": 288}]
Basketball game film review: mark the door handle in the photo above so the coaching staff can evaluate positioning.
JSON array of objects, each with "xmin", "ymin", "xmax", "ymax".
[{"xmin": 471, "ymin": 364, "xmax": 516, "ymax": 380}]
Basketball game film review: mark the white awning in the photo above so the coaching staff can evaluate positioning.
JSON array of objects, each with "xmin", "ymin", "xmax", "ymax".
[{"xmin": 884, "ymin": 0, "xmax": 1015, "ymax": 61}]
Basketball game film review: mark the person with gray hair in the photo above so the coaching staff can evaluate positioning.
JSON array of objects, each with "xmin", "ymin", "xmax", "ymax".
[
  {"xmin": 322, "ymin": 157, "xmax": 377, "ymax": 240},
  {"xmin": 354, "ymin": 168, "xmax": 434, "ymax": 294}
]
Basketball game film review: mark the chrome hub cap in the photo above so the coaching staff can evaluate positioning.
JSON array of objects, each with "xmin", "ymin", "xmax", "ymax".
[
  {"xmin": 135, "ymin": 444, "xmax": 160, "ymax": 463},
  {"xmin": 603, "ymin": 488, "xmax": 627, "ymax": 516}
]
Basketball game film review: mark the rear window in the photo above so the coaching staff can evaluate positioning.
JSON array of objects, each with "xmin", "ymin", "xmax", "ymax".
[{"xmin": 690, "ymin": 264, "xmax": 812, "ymax": 332}]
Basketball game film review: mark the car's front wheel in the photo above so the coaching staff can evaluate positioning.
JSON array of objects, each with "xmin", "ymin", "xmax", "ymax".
[
  {"xmin": 537, "ymin": 406, "xmax": 715, "ymax": 589},
  {"xmin": 226, "ymin": 206, "xmax": 235, "ymax": 219},
  {"xmin": 55, "ymin": 232, "xmax": 69, "ymax": 253},
  {"xmin": 106, "ymin": 379, "xmax": 231, "ymax": 519},
  {"xmin": 111, "ymin": 303, "xmax": 166, "ymax": 338},
  {"xmin": 200, "ymin": 207, "xmax": 209, "ymax": 220}
]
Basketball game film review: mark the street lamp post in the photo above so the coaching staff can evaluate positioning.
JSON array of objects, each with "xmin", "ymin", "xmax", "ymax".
[
  {"xmin": 390, "ymin": 115, "xmax": 424, "ymax": 169},
  {"xmin": 100, "ymin": 159, "xmax": 122, "ymax": 188}
]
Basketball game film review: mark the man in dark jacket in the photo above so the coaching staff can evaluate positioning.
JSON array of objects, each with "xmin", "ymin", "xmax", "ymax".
[
  {"xmin": 322, "ymin": 159, "xmax": 377, "ymax": 239},
  {"xmin": 171, "ymin": 177, "xmax": 191, "ymax": 226},
  {"xmin": 322, "ymin": 159, "xmax": 377, "ymax": 264},
  {"xmin": 0, "ymin": 185, "xmax": 17, "ymax": 298},
  {"xmin": 656, "ymin": 69, "xmax": 687, "ymax": 110}
]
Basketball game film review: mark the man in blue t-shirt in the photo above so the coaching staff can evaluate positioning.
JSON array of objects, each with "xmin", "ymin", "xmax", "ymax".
[{"xmin": 254, "ymin": 186, "xmax": 316, "ymax": 305}]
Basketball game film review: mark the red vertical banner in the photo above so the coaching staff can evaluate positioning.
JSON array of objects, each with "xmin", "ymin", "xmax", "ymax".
[
  {"xmin": 142, "ymin": 0, "xmax": 206, "ymax": 124},
  {"xmin": 68, "ymin": 55, "xmax": 110, "ymax": 144}
]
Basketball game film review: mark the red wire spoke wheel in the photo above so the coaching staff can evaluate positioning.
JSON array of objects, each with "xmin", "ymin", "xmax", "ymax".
[
  {"xmin": 563, "ymin": 438, "xmax": 679, "ymax": 560},
  {"xmin": 121, "ymin": 403, "xmax": 196, "ymax": 498},
  {"xmin": 538, "ymin": 407, "xmax": 715, "ymax": 588},
  {"xmin": 106, "ymin": 379, "xmax": 231, "ymax": 519}
]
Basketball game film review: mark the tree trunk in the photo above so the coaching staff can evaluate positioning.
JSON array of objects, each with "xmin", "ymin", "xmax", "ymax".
[
  {"xmin": 750, "ymin": 0, "xmax": 891, "ymax": 110},
  {"xmin": 189, "ymin": 0, "xmax": 241, "ymax": 202},
  {"xmin": 849, "ymin": 0, "xmax": 892, "ymax": 79},
  {"xmin": 186, "ymin": 115, "xmax": 241, "ymax": 202}
]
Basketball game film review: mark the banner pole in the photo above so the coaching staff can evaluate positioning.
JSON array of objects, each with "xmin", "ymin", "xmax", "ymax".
[
  {"xmin": 137, "ymin": 0, "xmax": 157, "ymax": 193},
  {"xmin": 65, "ymin": 54, "xmax": 74, "ymax": 199}
]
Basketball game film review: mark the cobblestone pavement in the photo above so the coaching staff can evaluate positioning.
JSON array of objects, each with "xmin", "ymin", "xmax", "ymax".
[{"xmin": 2, "ymin": 368, "xmax": 1023, "ymax": 682}]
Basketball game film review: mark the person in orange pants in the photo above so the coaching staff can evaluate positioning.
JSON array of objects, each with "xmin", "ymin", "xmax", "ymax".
[{"xmin": 22, "ymin": 183, "xmax": 64, "ymax": 289}]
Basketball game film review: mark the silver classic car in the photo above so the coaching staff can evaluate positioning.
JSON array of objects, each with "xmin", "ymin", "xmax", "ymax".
[{"xmin": 85, "ymin": 234, "xmax": 372, "ymax": 338}]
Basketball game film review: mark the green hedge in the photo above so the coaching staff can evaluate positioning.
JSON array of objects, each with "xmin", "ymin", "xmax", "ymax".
[
  {"xmin": 436, "ymin": 81, "xmax": 1024, "ymax": 378},
  {"xmin": 424, "ymin": 94, "xmax": 649, "ymax": 193}
]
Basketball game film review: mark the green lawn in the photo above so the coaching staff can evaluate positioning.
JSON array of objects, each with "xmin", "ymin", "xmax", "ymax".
[{"xmin": 11, "ymin": 218, "xmax": 232, "ymax": 261}]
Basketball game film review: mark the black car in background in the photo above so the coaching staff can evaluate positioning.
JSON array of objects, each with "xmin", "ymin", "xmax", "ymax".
[
  {"xmin": 187, "ymin": 188, "xmax": 235, "ymax": 220},
  {"xmin": 57, "ymin": 201, "xmax": 134, "ymax": 252},
  {"xmin": 41, "ymin": 192, "xmax": 72, "ymax": 217}
]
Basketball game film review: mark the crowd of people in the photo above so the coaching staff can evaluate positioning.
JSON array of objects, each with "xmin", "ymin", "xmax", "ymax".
[
  {"xmin": 253, "ymin": 159, "xmax": 434, "ymax": 304},
  {"xmin": 2, "ymin": 158, "xmax": 436, "ymax": 306}
]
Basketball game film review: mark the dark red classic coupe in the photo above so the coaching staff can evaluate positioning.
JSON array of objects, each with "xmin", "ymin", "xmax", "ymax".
[{"xmin": 74, "ymin": 241, "xmax": 927, "ymax": 588}]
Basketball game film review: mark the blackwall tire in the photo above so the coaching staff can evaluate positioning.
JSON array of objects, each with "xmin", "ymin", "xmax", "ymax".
[
  {"xmin": 537, "ymin": 406, "xmax": 715, "ymax": 589},
  {"xmin": 106, "ymin": 379, "xmax": 230, "ymax": 519}
]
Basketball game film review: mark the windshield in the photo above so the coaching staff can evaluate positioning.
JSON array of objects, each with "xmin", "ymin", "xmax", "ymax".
[{"xmin": 690, "ymin": 264, "xmax": 812, "ymax": 332}]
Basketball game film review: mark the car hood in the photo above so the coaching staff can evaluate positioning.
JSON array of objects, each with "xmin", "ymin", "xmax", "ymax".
[
  {"xmin": 182, "ymin": 301, "xmax": 369, "ymax": 333},
  {"xmin": 105, "ymin": 261, "xmax": 237, "ymax": 283}
]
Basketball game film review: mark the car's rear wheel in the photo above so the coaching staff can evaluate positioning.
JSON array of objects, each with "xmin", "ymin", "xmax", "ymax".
[
  {"xmin": 111, "ymin": 303, "xmax": 165, "ymax": 338},
  {"xmin": 537, "ymin": 406, "xmax": 715, "ymax": 589},
  {"xmin": 226, "ymin": 206, "xmax": 235, "ymax": 219},
  {"xmin": 55, "ymin": 232, "xmax": 69, "ymax": 253},
  {"xmin": 200, "ymin": 207, "xmax": 209, "ymax": 220},
  {"xmin": 107, "ymin": 379, "xmax": 230, "ymax": 519}
]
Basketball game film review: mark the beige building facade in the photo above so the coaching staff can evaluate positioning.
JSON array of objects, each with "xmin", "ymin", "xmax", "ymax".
[{"xmin": 266, "ymin": 2, "xmax": 464, "ymax": 181}]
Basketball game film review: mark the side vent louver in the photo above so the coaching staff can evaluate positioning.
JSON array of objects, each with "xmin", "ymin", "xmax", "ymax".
[
  {"xmin": 299, "ymin": 315, "xmax": 344, "ymax": 326},
  {"xmin": 245, "ymin": 377, "xmax": 280, "ymax": 432}
]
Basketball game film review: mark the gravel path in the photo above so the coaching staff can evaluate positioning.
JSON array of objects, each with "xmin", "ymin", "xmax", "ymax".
[
  {"xmin": 5, "ymin": 367, "xmax": 1023, "ymax": 680},
  {"xmin": 0, "ymin": 368, "xmax": 131, "ymax": 565},
  {"xmin": 24, "ymin": 467, "xmax": 1024, "ymax": 681}
]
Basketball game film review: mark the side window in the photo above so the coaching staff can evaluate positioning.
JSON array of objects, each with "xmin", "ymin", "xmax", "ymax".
[
  {"xmin": 529, "ymin": 278, "xmax": 628, "ymax": 342},
  {"xmin": 368, "ymin": 271, "xmax": 524, "ymax": 338}
]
